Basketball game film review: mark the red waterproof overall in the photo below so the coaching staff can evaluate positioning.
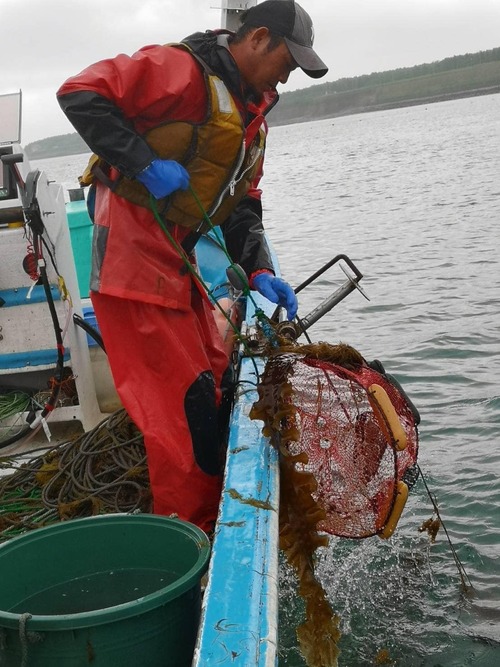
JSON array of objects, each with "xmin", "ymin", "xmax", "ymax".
[{"xmin": 91, "ymin": 287, "xmax": 229, "ymax": 533}]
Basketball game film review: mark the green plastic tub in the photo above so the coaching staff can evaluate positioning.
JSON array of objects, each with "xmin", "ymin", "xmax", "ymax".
[{"xmin": 0, "ymin": 514, "xmax": 210, "ymax": 666}]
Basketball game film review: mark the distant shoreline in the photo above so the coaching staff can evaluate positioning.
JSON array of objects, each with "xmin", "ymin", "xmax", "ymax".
[{"xmin": 268, "ymin": 85, "xmax": 500, "ymax": 128}]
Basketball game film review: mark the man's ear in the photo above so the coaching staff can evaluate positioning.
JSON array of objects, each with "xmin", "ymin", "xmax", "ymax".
[{"xmin": 248, "ymin": 26, "xmax": 271, "ymax": 49}]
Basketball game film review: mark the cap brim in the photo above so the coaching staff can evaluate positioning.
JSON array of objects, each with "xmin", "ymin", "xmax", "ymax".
[{"xmin": 284, "ymin": 37, "xmax": 328, "ymax": 79}]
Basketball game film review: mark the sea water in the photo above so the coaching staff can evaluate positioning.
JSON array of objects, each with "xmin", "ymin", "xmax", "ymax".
[
  {"xmin": 32, "ymin": 92, "xmax": 500, "ymax": 666},
  {"xmin": 263, "ymin": 93, "xmax": 500, "ymax": 666}
]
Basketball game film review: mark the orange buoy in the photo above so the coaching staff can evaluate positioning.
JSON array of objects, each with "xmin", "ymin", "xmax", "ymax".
[
  {"xmin": 379, "ymin": 480, "xmax": 409, "ymax": 539},
  {"xmin": 368, "ymin": 383, "xmax": 407, "ymax": 451}
]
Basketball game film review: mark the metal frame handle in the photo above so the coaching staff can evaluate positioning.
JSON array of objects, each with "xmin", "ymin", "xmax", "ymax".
[{"xmin": 272, "ymin": 254, "xmax": 368, "ymax": 332}]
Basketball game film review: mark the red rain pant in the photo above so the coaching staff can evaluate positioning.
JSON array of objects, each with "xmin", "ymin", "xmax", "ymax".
[{"xmin": 91, "ymin": 288, "xmax": 229, "ymax": 533}]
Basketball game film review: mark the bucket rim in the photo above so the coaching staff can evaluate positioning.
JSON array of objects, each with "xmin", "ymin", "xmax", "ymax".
[{"xmin": 0, "ymin": 514, "xmax": 210, "ymax": 630}]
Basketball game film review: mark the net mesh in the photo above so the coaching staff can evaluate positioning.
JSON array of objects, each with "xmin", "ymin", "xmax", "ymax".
[
  {"xmin": 252, "ymin": 343, "xmax": 418, "ymax": 539},
  {"xmin": 288, "ymin": 356, "xmax": 418, "ymax": 537}
]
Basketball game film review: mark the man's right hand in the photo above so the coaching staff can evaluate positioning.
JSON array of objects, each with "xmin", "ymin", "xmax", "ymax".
[
  {"xmin": 136, "ymin": 159, "xmax": 190, "ymax": 199},
  {"xmin": 251, "ymin": 271, "xmax": 298, "ymax": 320}
]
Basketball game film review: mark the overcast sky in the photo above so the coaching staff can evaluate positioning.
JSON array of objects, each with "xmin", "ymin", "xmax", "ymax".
[{"xmin": 2, "ymin": 0, "xmax": 499, "ymax": 145}]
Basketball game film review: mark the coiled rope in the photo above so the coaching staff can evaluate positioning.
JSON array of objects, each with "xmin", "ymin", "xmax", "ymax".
[{"xmin": 0, "ymin": 409, "xmax": 150, "ymax": 544}]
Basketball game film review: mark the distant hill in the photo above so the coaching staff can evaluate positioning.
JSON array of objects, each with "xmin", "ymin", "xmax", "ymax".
[
  {"xmin": 25, "ymin": 132, "xmax": 90, "ymax": 160},
  {"xmin": 25, "ymin": 46, "xmax": 500, "ymax": 159},
  {"xmin": 268, "ymin": 47, "xmax": 500, "ymax": 126}
]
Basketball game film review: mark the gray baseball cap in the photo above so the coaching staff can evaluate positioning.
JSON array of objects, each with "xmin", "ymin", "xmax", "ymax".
[{"xmin": 241, "ymin": 0, "xmax": 328, "ymax": 79}]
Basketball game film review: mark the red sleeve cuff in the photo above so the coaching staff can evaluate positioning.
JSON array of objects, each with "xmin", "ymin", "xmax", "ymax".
[{"xmin": 248, "ymin": 268, "xmax": 275, "ymax": 289}]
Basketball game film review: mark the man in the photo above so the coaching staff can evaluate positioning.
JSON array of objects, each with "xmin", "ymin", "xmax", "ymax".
[{"xmin": 57, "ymin": 0, "xmax": 327, "ymax": 533}]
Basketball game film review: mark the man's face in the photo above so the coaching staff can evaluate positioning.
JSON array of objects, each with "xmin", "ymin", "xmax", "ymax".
[{"xmin": 238, "ymin": 31, "xmax": 298, "ymax": 96}]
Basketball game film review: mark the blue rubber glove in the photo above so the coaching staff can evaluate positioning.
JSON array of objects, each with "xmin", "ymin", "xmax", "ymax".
[
  {"xmin": 252, "ymin": 272, "xmax": 298, "ymax": 320},
  {"xmin": 136, "ymin": 159, "xmax": 190, "ymax": 199}
]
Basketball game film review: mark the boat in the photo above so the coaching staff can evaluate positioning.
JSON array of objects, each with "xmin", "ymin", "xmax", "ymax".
[{"xmin": 0, "ymin": 4, "xmax": 420, "ymax": 665}]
